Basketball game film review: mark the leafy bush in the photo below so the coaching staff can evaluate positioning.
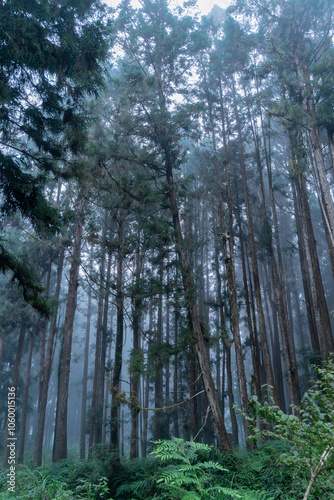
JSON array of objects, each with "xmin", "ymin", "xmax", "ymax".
[
  {"xmin": 247, "ymin": 356, "xmax": 334, "ymax": 499},
  {"xmin": 116, "ymin": 438, "xmax": 274, "ymax": 500},
  {"xmin": 0, "ymin": 465, "xmax": 74, "ymax": 499},
  {"xmin": 0, "ymin": 462, "xmax": 114, "ymax": 500}
]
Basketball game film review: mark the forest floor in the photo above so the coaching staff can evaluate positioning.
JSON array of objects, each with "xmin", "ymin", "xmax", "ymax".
[{"xmin": 0, "ymin": 439, "xmax": 333, "ymax": 499}]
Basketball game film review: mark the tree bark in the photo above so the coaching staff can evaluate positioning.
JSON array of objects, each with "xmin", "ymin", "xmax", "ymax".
[
  {"xmin": 166, "ymin": 162, "xmax": 231, "ymax": 452},
  {"xmin": 80, "ymin": 286, "xmax": 92, "ymax": 460},
  {"xmin": 89, "ymin": 215, "xmax": 107, "ymax": 455},
  {"xmin": 34, "ymin": 247, "xmax": 64, "ymax": 465},
  {"xmin": 110, "ymin": 216, "xmax": 124, "ymax": 459},
  {"xmin": 2, "ymin": 323, "xmax": 26, "ymax": 468},
  {"xmin": 231, "ymin": 76, "xmax": 280, "ymax": 407},
  {"xmin": 17, "ymin": 330, "xmax": 33, "ymax": 463},
  {"xmin": 53, "ymin": 196, "xmax": 85, "ymax": 462},
  {"xmin": 130, "ymin": 233, "xmax": 142, "ymax": 460}
]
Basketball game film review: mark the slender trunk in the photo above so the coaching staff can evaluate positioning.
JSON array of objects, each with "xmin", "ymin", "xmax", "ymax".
[
  {"xmin": 299, "ymin": 176, "xmax": 334, "ymax": 354},
  {"xmin": 154, "ymin": 260, "xmax": 164, "ymax": 440},
  {"xmin": 34, "ymin": 248, "xmax": 64, "ymax": 465},
  {"xmin": 2, "ymin": 323, "xmax": 26, "ymax": 468},
  {"xmin": 0, "ymin": 337, "xmax": 4, "ymax": 367},
  {"xmin": 167, "ymin": 162, "xmax": 231, "ymax": 451},
  {"xmin": 80, "ymin": 287, "xmax": 92, "ymax": 460},
  {"xmin": 97, "ymin": 250, "xmax": 112, "ymax": 444},
  {"xmin": 130, "ymin": 236, "xmax": 142, "ymax": 460},
  {"xmin": 294, "ymin": 54, "xmax": 334, "ymax": 238},
  {"xmin": 259, "ymin": 107, "xmax": 300, "ymax": 408},
  {"xmin": 238, "ymin": 215, "xmax": 262, "ymax": 403},
  {"xmin": 291, "ymin": 182, "xmax": 320, "ymax": 353},
  {"xmin": 173, "ymin": 305, "xmax": 179, "ymax": 438},
  {"xmin": 53, "ymin": 196, "xmax": 85, "ymax": 462},
  {"xmin": 226, "ymin": 344, "xmax": 238, "ymax": 446},
  {"xmin": 263, "ymin": 264, "xmax": 286, "ymax": 411},
  {"xmin": 231, "ymin": 76, "xmax": 280, "ymax": 407},
  {"xmin": 207, "ymin": 84, "xmax": 249, "ymax": 439},
  {"xmin": 89, "ymin": 217, "xmax": 107, "ymax": 455},
  {"xmin": 17, "ymin": 330, "xmax": 33, "ymax": 463},
  {"xmin": 189, "ymin": 343, "xmax": 196, "ymax": 438},
  {"xmin": 110, "ymin": 217, "xmax": 124, "ymax": 459}
]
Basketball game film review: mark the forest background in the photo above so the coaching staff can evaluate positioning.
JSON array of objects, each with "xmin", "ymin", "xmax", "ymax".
[{"xmin": 0, "ymin": 0, "xmax": 334, "ymax": 498}]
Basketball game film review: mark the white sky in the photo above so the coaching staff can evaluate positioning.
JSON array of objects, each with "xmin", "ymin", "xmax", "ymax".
[
  {"xmin": 107, "ymin": 0, "xmax": 231, "ymax": 16},
  {"xmin": 197, "ymin": 0, "xmax": 231, "ymax": 14}
]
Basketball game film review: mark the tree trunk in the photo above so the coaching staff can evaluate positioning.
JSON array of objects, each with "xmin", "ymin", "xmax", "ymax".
[
  {"xmin": 89, "ymin": 216, "xmax": 107, "ymax": 455},
  {"xmin": 154, "ymin": 260, "xmax": 164, "ymax": 440},
  {"xmin": 17, "ymin": 330, "xmax": 33, "ymax": 463},
  {"xmin": 173, "ymin": 304, "xmax": 180, "ymax": 438},
  {"xmin": 110, "ymin": 217, "xmax": 124, "ymax": 459},
  {"xmin": 80, "ymin": 286, "xmax": 92, "ymax": 460},
  {"xmin": 53, "ymin": 196, "xmax": 85, "ymax": 462},
  {"xmin": 294, "ymin": 53, "xmax": 334, "ymax": 239},
  {"xmin": 2, "ymin": 323, "xmax": 26, "ymax": 468},
  {"xmin": 97, "ymin": 250, "xmax": 112, "ymax": 444},
  {"xmin": 291, "ymin": 182, "xmax": 320, "ymax": 353},
  {"xmin": 34, "ymin": 247, "xmax": 64, "ymax": 465},
  {"xmin": 231, "ymin": 76, "xmax": 280, "ymax": 407},
  {"xmin": 166, "ymin": 162, "xmax": 231, "ymax": 452},
  {"xmin": 293, "ymin": 165, "xmax": 333, "ymax": 358},
  {"xmin": 130, "ymin": 234, "xmax": 142, "ymax": 460},
  {"xmin": 207, "ymin": 85, "xmax": 249, "ymax": 439}
]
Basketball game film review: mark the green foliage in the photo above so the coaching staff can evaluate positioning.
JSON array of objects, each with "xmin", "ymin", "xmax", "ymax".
[
  {"xmin": 0, "ymin": 460, "xmax": 115, "ymax": 500},
  {"xmin": 247, "ymin": 357, "xmax": 334, "ymax": 499},
  {"xmin": 0, "ymin": 0, "xmax": 112, "ymax": 313},
  {"xmin": 116, "ymin": 440, "xmax": 276, "ymax": 500},
  {"xmin": 0, "ymin": 243, "xmax": 52, "ymax": 317},
  {"xmin": 75, "ymin": 476, "xmax": 112, "ymax": 500},
  {"xmin": 0, "ymin": 465, "xmax": 72, "ymax": 499}
]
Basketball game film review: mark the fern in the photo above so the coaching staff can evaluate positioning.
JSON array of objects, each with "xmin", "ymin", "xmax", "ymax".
[{"xmin": 150, "ymin": 438, "xmax": 229, "ymax": 499}]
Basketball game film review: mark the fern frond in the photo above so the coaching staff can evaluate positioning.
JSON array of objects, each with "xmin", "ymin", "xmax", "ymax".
[{"xmin": 199, "ymin": 461, "xmax": 229, "ymax": 472}]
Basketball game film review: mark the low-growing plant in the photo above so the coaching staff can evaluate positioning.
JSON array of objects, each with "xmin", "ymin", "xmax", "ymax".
[
  {"xmin": 117, "ymin": 438, "xmax": 274, "ymax": 500},
  {"xmin": 0, "ymin": 465, "xmax": 74, "ymax": 499},
  {"xmin": 247, "ymin": 356, "xmax": 334, "ymax": 500}
]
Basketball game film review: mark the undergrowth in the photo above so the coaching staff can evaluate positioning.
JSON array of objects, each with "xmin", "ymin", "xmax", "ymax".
[{"xmin": 0, "ymin": 439, "xmax": 332, "ymax": 499}]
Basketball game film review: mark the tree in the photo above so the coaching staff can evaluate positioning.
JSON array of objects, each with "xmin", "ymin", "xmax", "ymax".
[
  {"xmin": 53, "ymin": 195, "xmax": 86, "ymax": 462},
  {"xmin": 115, "ymin": 0, "xmax": 231, "ymax": 451},
  {"xmin": 0, "ymin": 0, "xmax": 110, "ymax": 313}
]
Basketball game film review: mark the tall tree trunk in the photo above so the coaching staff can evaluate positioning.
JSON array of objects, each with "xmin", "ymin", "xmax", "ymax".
[
  {"xmin": 97, "ymin": 250, "xmax": 112, "ymax": 444},
  {"xmin": 257, "ymin": 103, "xmax": 300, "ymax": 408},
  {"xmin": 2, "ymin": 322, "xmax": 26, "ymax": 468},
  {"xmin": 110, "ymin": 217, "xmax": 124, "ymax": 459},
  {"xmin": 17, "ymin": 330, "xmax": 33, "ymax": 463},
  {"xmin": 213, "ymin": 217, "xmax": 239, "ymax": 442},
  {"xmin": 34, "ymin": 247, "xmax": 64, "ymax": 465},
  {"xmin": 53, "ymin": 196, "xmax": 85, "ymax": 462},
  {"xmin": 237, "ymin": 214, "xmax": 262, "ymax": 403},
  {"xmin": 80, "ymin": 286, "xmax": 92, "ymax": 460},
  {"xmin": 89, "ymin": 216, "xmax": 107, "ymax": 455},
  {"xmin": 262, "ymin": 264, "xmax": 286, "ymax": 411},
  {"xmin": 291, "ymin": 182, "xmax": 320, "ymax": 353},
  {"xmin": 154, "ymin": 260, "xmax": 164, "ymax": 440},
  {"xmin": 173, "ymin": 304, "xmax": 180, "ymax": 438},
  {"xmin": 231, "ymin": 75, "xmax": 280, "ymax": 407},
  {"xmin": 166, "ymin": 160, "xmax": 231, "ymax": 451},
  {"xmin": 130, "ymin": 234, "xmax": 142, "ymax": 460},
  {"xmin": 294, "ymin": 54, "xmax": 334, "ymax": 238},
  {"xmin": 298, "ymin": 175, "xmax": 334, "ymax": 355},
  {"xmin": 207, "ymin": 84, "xmax": 249, "ymax": 440},
  {"xmin": 226, "ymin": 343, "xmax": 238, "ymax": 445}
]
